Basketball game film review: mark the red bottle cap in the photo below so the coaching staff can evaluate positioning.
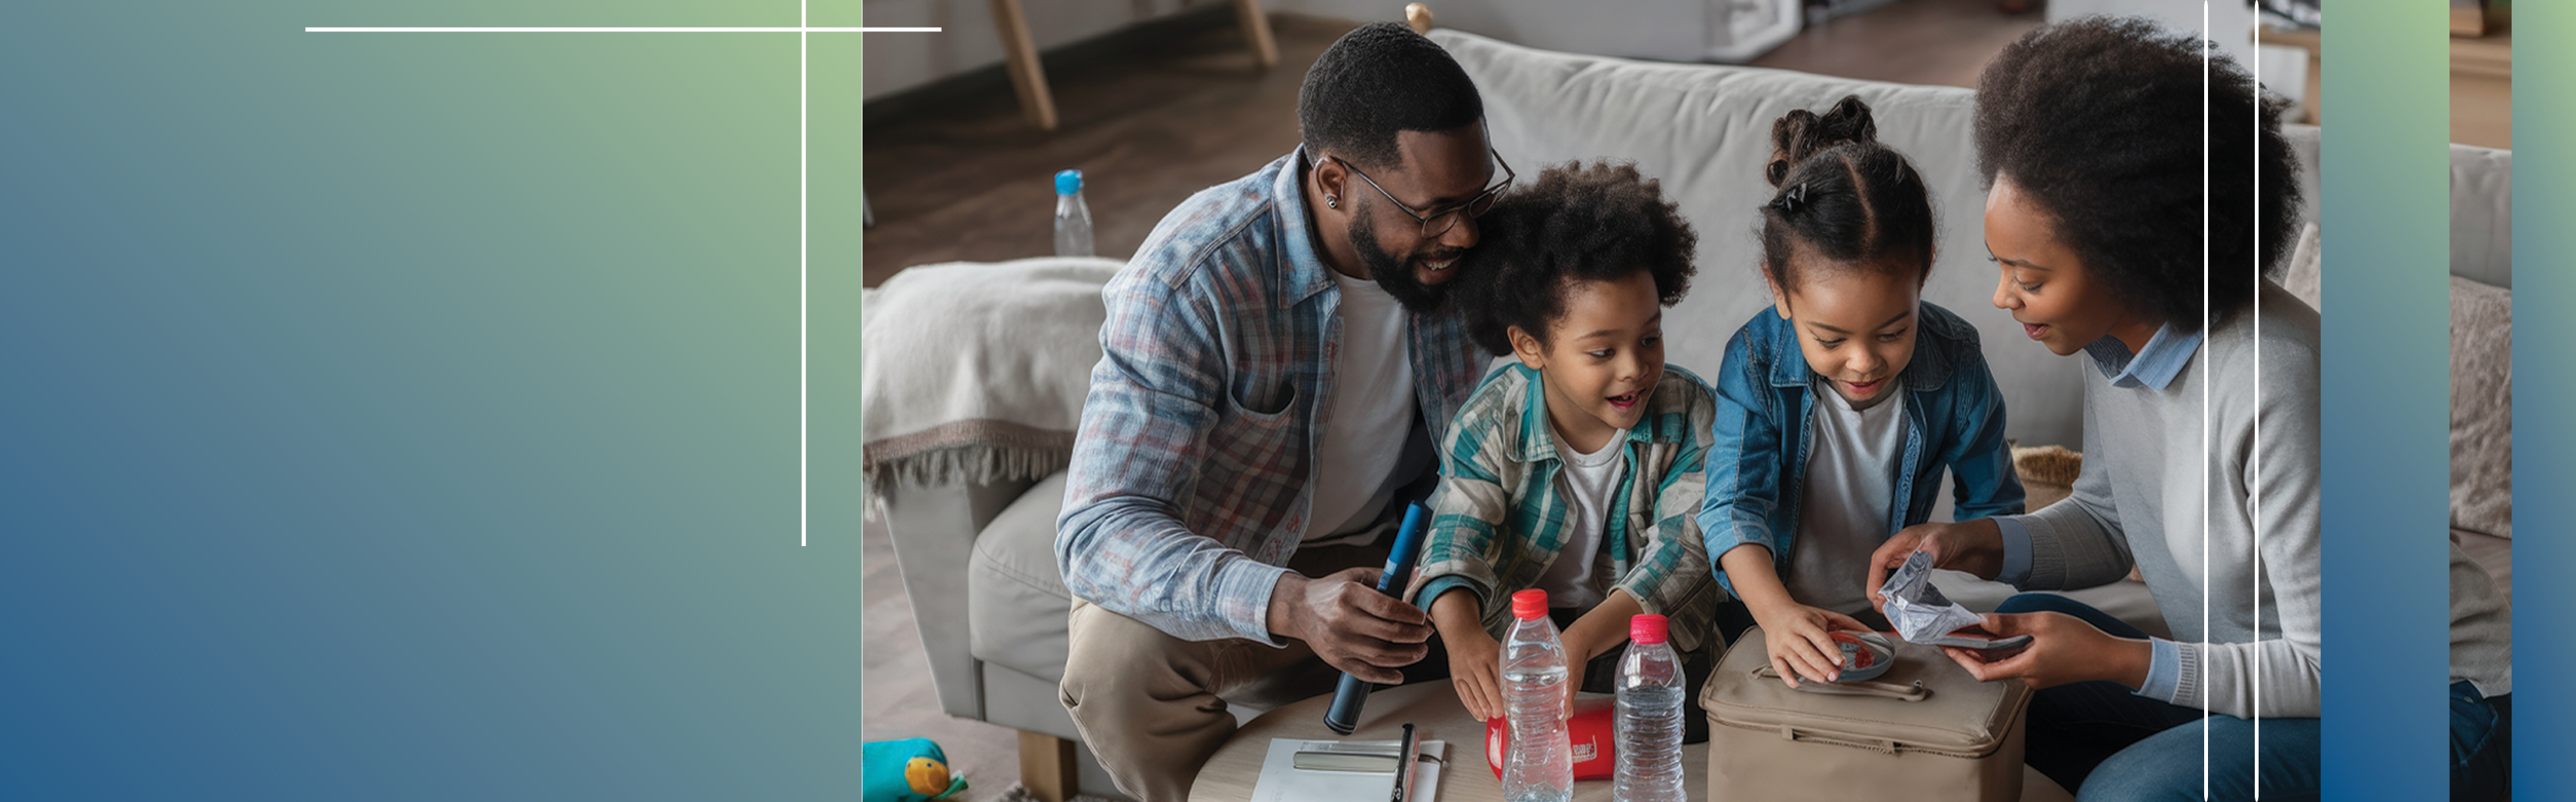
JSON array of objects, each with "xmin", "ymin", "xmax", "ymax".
[
  {"xmin": 1629, "ymin": 614, "xmax": 1668, "ymax": 645},
  {"xmin": 1511, "ymin": 589, "xmax": 1549, "ymax": 620}
]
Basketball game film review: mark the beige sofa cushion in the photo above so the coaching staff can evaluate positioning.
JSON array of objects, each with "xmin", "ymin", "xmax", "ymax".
[
  {"xmin": 968, "ymin": 472, "xmax": 1076, "ymax": 680},
  {"xmin": 2450, "ymin": 277, "xmax": 2512, "ymax": 539},
  {"xmin": 1431, "ymin": 28, "xmax": 2092, "ymax": 451}
]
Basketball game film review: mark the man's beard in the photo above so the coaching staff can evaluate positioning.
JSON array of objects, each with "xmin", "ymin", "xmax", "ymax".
[{"xmin": 1347, "ymin": 202, "xmax": 1456, "ymax": 315}]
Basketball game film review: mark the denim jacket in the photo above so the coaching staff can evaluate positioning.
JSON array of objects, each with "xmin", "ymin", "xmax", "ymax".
[{"xmin": 1694, "ymin": 301, "xmax": 2024, "ymax": 597}]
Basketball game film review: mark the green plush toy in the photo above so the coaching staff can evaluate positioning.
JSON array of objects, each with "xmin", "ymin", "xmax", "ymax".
[{"xmin": 864, "ymin": 738, "xmax": 969, "ymax": 802}]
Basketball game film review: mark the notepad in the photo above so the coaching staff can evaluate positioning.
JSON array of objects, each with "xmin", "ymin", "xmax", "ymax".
[{"xmin": 1249, "ymin": 738, "xmax": 1447, "ymax": 802}]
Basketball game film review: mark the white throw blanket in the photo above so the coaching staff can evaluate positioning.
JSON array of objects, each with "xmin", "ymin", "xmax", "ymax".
[{"xmin": 861, "ymin": 257, "xmax": 1124, "ymax": 492}]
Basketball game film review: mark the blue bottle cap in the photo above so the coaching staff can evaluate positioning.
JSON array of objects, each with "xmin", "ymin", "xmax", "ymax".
[{"xmin": 1055, "ymin": 169, "xmax": 1083, "ymax": 196}]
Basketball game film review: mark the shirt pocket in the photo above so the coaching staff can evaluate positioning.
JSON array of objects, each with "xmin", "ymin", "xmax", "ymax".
[
  {"xmin": 1227, "ymin": 376, "xmax": 1298, "ymax": 422},
  {"xmin": 1194, "ymin": 383, "xmax": 1307, "ymax": 551}
]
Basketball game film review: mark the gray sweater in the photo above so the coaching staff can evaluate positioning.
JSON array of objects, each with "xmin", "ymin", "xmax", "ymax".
[{"xmin": 2003, "ymin": 280, "xmax": 2509, "ymax": 718}]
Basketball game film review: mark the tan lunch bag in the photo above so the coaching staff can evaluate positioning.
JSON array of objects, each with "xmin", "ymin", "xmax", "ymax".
[{"xmin": 1700, "ymin": 626, "xmax": 2035, "ymax": 802}]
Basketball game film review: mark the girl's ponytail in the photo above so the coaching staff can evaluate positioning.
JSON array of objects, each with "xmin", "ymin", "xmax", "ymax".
[{"xmin": 1756, "ymin": 96, "xmax": 1937, "ymax": 293}]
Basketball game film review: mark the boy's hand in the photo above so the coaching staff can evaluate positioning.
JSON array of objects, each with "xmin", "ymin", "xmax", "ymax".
[
  {"xmin": 1441, "ymin": 626, "xmax": 1505, "ymax": 721},
  {"xmin": 1751, "ymin": 600, "xmax": 1871, "ymax": 687},
  {"xmin": 1865, "ymin": 520, "xmax": 2005, "ymax": 611},
  {"xmin": 1559, "ymin": 641, "xmax": 1589, "ymax": 718}
]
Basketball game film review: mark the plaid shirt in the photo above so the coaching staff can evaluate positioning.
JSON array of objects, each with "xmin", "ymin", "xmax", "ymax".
[
  {"xmin": 1401, "ymin": 363, "xmax": 1723, "ymax": 653},
  {"xmin": 1055, "ymin": 150, "xmax": 1488, "ymax": 644}
]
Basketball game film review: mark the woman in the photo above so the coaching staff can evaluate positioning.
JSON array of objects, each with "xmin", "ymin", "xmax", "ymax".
[{"xmin": 1860, "ymin": 17, "xmax": 2512, "ymax": 801}]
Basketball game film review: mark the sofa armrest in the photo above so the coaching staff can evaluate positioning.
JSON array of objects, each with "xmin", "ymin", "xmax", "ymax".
[{"xmin": 879, "ymin": 475, "xmax": 1045, "ymax": 721}]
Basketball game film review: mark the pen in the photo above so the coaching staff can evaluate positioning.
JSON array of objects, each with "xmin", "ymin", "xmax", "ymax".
[{"xmin": 1390, "ymin": 722, "xmax": 1416, "ymax": 802}]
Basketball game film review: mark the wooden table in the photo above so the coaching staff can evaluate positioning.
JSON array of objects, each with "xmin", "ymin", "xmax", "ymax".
[{"xmin": 1190, "ymin": 680, "xmax": 1710, "ymax": 802}]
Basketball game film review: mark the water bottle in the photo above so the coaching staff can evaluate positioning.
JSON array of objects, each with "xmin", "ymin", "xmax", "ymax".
[
  {"xmin": 1053, "ymin": 169, "xmax": 1094, "ymax": 258},
  {"xmin": 1500, "ymin": 589, "xmax": 1573, "ymax": 802},
  {"xmin": 1612, "ymin": 614, "xmax": 1685, "ymax": 802}
]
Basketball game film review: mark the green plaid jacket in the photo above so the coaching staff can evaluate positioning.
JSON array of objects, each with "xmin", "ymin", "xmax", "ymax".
[{"xmin": 1401, "ymin": 363, "xmax": 1722, "ymax": 652}]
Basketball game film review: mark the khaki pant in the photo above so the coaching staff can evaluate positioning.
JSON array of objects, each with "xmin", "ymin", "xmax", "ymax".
[{"xmin": 1058, "ymin": 542, "xmax": 1388, "ymax": 802}]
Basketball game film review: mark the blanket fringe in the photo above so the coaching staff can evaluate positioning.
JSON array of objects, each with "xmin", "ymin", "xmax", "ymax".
[{"xmin": 865, "ymin": 444, "xmax": 1075, "ymax": 494}]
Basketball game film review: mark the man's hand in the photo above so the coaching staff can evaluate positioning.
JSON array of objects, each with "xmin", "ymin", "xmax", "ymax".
[
  {"xmin": 1751, "ymin": 600, "xmax": 1872, "ymax": 687},
  {"xmin": 1865, "ymin": 519, "xmax": 2006, "ymax": 611},
  {"xmin": 1939, "ymin": 612, "xmax": 2150, "ymax": 690},
  {"xmin": 1267, "ymin": 567, "xmax": 1433, "ymax": 685}
]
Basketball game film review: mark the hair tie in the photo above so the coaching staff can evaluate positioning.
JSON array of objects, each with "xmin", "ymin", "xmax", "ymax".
[{"xmin": 1773, "ymin": 182, "xmax": 1808, "ymax": 214}]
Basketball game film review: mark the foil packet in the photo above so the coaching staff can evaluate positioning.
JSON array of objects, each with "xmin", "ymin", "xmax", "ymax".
[{"xmin": 1878, "ymin": 549, "xmax": 1985, "ymax": 644}]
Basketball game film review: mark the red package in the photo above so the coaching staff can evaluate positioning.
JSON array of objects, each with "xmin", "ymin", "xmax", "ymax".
[{"xmin": 1484, "ymin": 697, "xmax": 1616, "ymax": 781}]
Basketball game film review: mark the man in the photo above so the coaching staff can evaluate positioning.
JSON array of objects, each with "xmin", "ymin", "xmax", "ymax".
[{"xmin": 1054, "ymin": 22, "xmax": 1507, "ymax": 801}]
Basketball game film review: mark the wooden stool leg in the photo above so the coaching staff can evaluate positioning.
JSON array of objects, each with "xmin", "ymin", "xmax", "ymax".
[
  {"xmin": 1017, "ymin": 729, "xmax": 1079, "ymax": 802},
  {"xmin": 1230, "ymin": 0, "xmax": 1279, "ymax": 69},
  {"xmin": 987, "ymin": 0, "xmax": 1059, "ymax": 132}
]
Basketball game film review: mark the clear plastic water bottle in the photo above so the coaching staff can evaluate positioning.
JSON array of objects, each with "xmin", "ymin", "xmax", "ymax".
[
  {"xmin": 1501, "ymin": 589, "xmax": 1573, "ymax": 802},
  {"xmin": 1612, "ymin": 614, "xmax": 1685, "ymax": 802},
  {"xmin": 1053, "ymin": 169, "xmax": 1094, "ymax": 258}
]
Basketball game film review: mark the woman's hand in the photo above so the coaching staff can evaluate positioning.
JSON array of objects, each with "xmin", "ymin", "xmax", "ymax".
[
  {"xmin": 1865, "ymin": 519, "xmax": 2006, "ymax": 610},
  {"xmin": 1750, "ymin": 599, "xmax": 1872, "ymax": 687},
  {"xmin": 1940, "ymin": 611, "xmax": 2151, "ymax": 690}
]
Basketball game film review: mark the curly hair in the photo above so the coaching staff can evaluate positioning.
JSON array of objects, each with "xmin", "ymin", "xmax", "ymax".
[
  {"xmin": 1758, "ymin": 96, "xmax": 1939, "ymax": 294},
  {"xmin": 1462, "ymin": 161, "xmax": 1699, "ymax": 356},
  {"xmin": 1975, "ymin": 15, "xmax": 2303, "ymax": 332},
  {"xmin": 1298, "ymin": 22, "xmax": 1484, "ymax": 171}
]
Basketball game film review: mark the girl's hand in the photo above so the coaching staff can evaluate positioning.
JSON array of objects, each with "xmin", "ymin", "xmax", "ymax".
[
  {"xmin": 1750, "ymin": 600, "xmax": 1872, "ymax": 687},
  {"xmin": 1940, "ymin": 612, "xmax": 2151, "ymax": 690},
  {"xmin": 1443, "ymin": 626, "xmax": 1505, "ymax": 721}
]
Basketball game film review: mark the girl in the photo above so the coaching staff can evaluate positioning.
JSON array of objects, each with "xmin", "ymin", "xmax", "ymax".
[
  {"xmin": 1403, "ymin": 161, "xmax": 1722, "ymax": 725},
  {"xmin": 1696, "ymin": 96, "xmax": 2026, "ymax": 689}
]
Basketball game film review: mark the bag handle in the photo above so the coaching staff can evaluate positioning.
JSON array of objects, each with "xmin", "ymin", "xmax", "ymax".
[{"xmin": 1750, "ymin": 666, "xmax": 1930, "ymax": 702}]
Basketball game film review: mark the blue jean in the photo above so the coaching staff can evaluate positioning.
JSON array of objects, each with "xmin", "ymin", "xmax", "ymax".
[
  {"xmin": 1994, "ymin": 594, "xmax": 2321, "ymax": 801},
  {"xmin": 2452, "ymin": 680, "xmax": 2512, "ymax": 801}
]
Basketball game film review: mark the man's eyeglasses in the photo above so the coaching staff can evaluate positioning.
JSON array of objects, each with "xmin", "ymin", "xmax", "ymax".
[{"xmin": 1330, "ymin": 150, "xmax": 1516, "ymax": 238}]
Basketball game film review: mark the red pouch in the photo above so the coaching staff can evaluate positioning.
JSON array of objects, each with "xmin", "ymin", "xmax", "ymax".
[{"xmin": 1484, "ymin": 697, "xmax": 1615, "ymax": 780}]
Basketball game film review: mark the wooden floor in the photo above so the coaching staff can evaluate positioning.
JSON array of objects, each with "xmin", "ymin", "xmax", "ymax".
[
  {"xmin": 1754, "ymin": 0, "xmax": 2043, "ymax": 88},
  {"xmin": 861, "ymin": 3, "xmax": 2036, "ymax": 796},
  {"xmin": 862, "ymin": 15, "xmax": 1352, "ymax": 288},
  {"xmin": 862, "ymin": 505, "xmax": 1027, "ymax": 802}
]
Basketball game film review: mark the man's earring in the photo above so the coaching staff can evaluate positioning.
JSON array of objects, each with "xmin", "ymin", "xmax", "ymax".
[{"xmin": 1326, "ymin": 196, "xmax": 1339, "ymax": 209}]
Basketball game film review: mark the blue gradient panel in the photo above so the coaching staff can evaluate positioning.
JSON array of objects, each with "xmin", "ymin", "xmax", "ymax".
[
  {"xmin": 2318, "ymin": 2, "xmax": 2448, "ymax": 800},
  {"xmin": 2513, "ymin": 2, "xmax": 2564, "ymax": 798},
  {"xmin": 5, "ymin": 2, "xmax": 867, "ymax": 798}
]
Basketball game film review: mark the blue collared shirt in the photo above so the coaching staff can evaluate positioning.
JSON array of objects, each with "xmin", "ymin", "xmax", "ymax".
[
  {"xmin": 1056, "ymin": 149, "xmax": 1490, "ymax": 644},
  {"xmin": 1995, "ymin": 323, "xmax": 2202, "ymax": 701}
]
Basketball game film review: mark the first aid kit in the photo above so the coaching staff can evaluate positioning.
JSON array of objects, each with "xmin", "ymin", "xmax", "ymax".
[{"xmin": 1700, "ymin": 626, "xmax": 2034, "ymax": 802}]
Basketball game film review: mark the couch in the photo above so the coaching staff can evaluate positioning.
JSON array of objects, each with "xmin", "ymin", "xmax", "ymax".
[{"xmin": 869, "ymin": 28, "xmax": 2512, "ymax": 800}]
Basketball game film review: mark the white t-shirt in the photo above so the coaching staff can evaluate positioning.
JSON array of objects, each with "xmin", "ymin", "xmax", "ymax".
[
  {"xmin": 1304, "ymin": 269, "xmax": 1419, "ymax": 541},
  {"xmin": 1535, "ymin": 425, "xmax": 1628, "ymax": 610},
  {"xmin": 1785, "ymin": 382, "xmax": 1908, "ymax": 615}
]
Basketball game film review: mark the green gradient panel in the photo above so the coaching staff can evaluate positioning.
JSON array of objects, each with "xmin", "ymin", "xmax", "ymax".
[
  {"xmin": 7, "ymin": 2, "xmax": 864, "ymax": 797},
  {"xmin": 2318, "ymin": 1, "xmax": 2448, "ymax": 799},
  {"xmin": 812, "ymin": 2, "xmax": 869, "ymax": 558},
  {"xmin": 2514, "ymin": 2, "xmax": 2567, "ymax": 798}
]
